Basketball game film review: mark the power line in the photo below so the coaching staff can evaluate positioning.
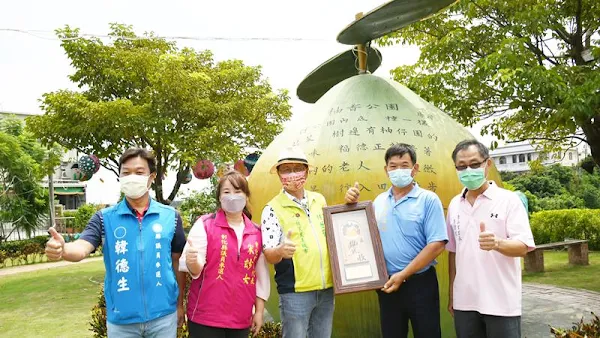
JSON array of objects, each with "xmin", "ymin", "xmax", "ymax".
[{"xmin": 0, "ymin": 28, "xmax": 331, "ymax": 42}]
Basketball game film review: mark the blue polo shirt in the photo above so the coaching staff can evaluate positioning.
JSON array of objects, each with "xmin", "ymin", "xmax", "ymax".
[{"xmin": 373, "ymin": 184, "xmax": 448, "ymax": 275}]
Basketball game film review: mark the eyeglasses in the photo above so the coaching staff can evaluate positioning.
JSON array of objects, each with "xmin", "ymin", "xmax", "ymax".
[
  {"xmin": 278, "ymin": 166, "xmax": 306, "ymax": 175},
  {"xmin": 455, "ymin": 158, "xmax": 488, "ymax": 171}
]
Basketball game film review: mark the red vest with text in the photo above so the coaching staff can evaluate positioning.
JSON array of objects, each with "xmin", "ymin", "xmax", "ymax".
[{"xmin": 186, "ymin": 210, "xmax": 262, "ymax": 329}]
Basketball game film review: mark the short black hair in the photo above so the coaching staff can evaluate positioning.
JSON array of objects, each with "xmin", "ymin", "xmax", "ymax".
[
  {"xmin": 119, "ymin": 148, "xmax": 157, "ymax": 173},
  {"xmin": 451, "ymin": 140, "xmax": 489, "ymax": 162},
  {"xmin": 385, "ymin": 143, "xmax": 417, "ymax": 165}
]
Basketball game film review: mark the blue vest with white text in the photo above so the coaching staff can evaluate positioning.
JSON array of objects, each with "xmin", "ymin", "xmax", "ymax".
[{"xmin": 101, "ymin": 198, "xmax": 178, "ymax": 324}]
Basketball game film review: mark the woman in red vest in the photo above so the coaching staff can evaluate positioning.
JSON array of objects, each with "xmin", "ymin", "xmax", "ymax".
[{"xmin": 180, "ymin": 170, "xmax": 270, "ymax": 338}]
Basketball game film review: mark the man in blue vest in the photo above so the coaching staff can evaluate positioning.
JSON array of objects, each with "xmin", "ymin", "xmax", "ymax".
[{"xmin": 45, "ymin": 148, "xmax": 187, "ymax": 338}]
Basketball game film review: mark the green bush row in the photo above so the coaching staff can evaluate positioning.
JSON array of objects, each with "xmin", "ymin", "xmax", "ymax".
[
  {"xmin": 530, "ymin": 209, "xmax": 600, "ymax": 250},
  {"xmin": 0, "ymin": 234, "xmax": 100, "ymax": 268},
  {"xmin": 0, "ymin": 236, "xmax": 48, "ymax": 267}
]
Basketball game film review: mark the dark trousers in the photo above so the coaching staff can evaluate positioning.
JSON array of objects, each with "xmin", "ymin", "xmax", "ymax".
[
  {"xmin": 377, "ymin": 266, "xmax": 441, "ymax": 338},
  {"xmin": 454, "ymin": 310, "xmax": 521, "ymax": 338},
  {"xmin": 188, "ymin": 321, "xmax": 250, "ymax": 338}
]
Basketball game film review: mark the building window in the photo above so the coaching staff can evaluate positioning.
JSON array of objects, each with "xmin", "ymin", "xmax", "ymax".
[
  {"xmin": 569, "ymin": 152, "xmax": 573, "ymax": 160},
  {"xmin": 512, "ymin": 155, "xmax": 517, "ymax": 163},
  {"xmin": 519, "ymin": 154, "xmax": 526, "ymax": 163},
  {"xmin": 499, "ymin": 156, "xmax": 506, "ymax": 165},
  {"xmin": 527, "ymin": 153, "xmax": 532, "ymax": 161}
]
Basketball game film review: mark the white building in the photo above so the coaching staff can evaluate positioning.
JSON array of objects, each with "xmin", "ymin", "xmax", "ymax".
[
  {"xmin": 490, "ymin": 141, "xmax": 586, "ymax": 173},
  {"xmin": 1, "ymin": 111, "xmax": 87, "ymax": 210}
]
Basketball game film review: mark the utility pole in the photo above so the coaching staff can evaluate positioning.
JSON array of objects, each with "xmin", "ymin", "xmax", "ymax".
[{"xmin": 48, "ymin": 173, "xmax": 55, "ymax": 229}]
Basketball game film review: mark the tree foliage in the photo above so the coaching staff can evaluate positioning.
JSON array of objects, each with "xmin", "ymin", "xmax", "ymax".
[
  {"xmin": 0, "ymin": 116, "xmax": 61, "ymax": 241},
  {"xmin": 380, "ymin": 0, "xmax": 600, "ymax": 165},
  {"xmin": 503, "ymin": 163, "xmax": 600, "ymax": 211},
  {"xmin": 27, "ymin": 24, "xmax": 292, "ymax": 204},
  {"xmin": 177, "ymin": 190, "xmax": 218, "ymax": 230}
]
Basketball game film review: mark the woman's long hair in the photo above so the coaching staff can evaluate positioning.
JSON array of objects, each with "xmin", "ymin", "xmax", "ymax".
[{"xmin": 215, "ymin": 170, "xmax": 252, "ymax": 219}]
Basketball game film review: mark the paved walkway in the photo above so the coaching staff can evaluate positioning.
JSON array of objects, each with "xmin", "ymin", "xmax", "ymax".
[
  {"xmin": 1, "ymin": 261, "xmax": 598, "ymax": 337},
  {"xmin": 522, "ymin": 283, "xmax": 600, "ymax": 337},
  {"xmin": 0, "ymin": 256, "xmax": 103, "ymax": 277}
]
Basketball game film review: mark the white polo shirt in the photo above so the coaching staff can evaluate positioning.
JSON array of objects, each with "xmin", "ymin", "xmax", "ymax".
[{"xmin": 446, "ymin": 181, "xmax": 535, "ymax": 316}]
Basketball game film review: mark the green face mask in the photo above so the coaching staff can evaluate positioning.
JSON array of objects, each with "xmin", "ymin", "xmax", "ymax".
[{"xmin": 457, "ymin": 167, "xmax": 487, "ymax": 190}]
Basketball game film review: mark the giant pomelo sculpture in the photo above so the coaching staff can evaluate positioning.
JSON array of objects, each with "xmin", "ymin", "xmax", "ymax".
[{"xmin": 248, "ymin": 1, "xmax": 501, "ymax": 337}]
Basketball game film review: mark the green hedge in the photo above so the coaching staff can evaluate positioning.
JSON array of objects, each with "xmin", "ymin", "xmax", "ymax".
[
  {"xmin": 0, "ymin": 236, "xmax": 48, "ymax": 267},
  {"xmin": 0, "ymin": 234, "xmax": 101, "ymax": 268},
  {"xmin": 530, "ymin": 209, "xmax": 600, "ymax": 250}
]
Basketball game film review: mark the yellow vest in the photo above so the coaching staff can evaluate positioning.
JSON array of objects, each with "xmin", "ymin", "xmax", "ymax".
[{"xmin": 268, "ymin": 190, "xmax": 333, "ymax": 293}]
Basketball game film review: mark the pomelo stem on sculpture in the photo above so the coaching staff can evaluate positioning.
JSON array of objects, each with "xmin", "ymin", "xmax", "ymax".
[{"xmin": 355, "ymin": 12, "xmax": 367, "ymax": 73}]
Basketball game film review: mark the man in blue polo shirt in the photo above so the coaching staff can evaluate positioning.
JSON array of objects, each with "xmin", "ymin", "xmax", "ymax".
[{"xmin": 345, "ymin": 143, "xmax": 448, "ymax": 338}]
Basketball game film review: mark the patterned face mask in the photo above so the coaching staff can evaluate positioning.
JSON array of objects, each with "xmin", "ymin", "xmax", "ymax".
[{"xmin": 279, "ymin": 171, "xmax": 307, "ymax": 192}]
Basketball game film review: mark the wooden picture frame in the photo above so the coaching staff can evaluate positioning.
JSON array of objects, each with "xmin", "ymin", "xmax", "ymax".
[{"xmin": 323, "ymin": 201, "xmax": 388, "ymax": 294}]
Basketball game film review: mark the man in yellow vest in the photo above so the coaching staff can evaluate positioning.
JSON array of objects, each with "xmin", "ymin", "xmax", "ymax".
[{"xmin": 262, "ymin": 147, "xmax": 334, "ymax": 338}]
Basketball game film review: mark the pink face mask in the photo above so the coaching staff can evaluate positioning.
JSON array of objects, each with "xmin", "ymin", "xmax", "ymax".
[{"xmin": 280, "ymin": 171, "xmax": 307, "ymax": 191}]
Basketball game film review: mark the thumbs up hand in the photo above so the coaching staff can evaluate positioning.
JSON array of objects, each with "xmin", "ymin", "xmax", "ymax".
[
  {"xmin": 45, "ymin": 227, "xmax": 66, "ymax": 261},
  {"xmin": 278, "ymin": 230, "xmax": 296, "ymax": 259},
  {"xmin": 185, "ymin": 238, "xmax": 199, "ymax": 267},
  {"xmin": 345, "ymin": 182, "xmax": 361, "ymax": 204},
  {"xmin": 478, "ymin": 222, "xmax": 500, "ymax": 251}
]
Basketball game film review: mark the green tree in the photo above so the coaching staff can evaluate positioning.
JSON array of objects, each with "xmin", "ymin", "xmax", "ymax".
[
  {"xmin": 380, "ymin": 0, "xmax": 600, "ymax": 165},
  {"xmin": 74, "ymin": 204, "xmax": 101, "ymax": 232},
  {"xmin": 177, "ymin": 190, "xmax": 218, "ymax": 229},
  {"xmin": 500, "ymin": 171, "xmax": 519, "ymax": 182},
  {"xmin": 536, "ymin": 193, "xmax": 585, "ymax": 211},
  {"xmin": 0, "ymin": 116, "xmax": 61, "ymax": 241},
  {"xmin": 579, "ymin": 184, "xmax": 600, "ymax": 208},
  {"xmin": 27, "ymin": 24, "xmax": 292, "ymax": 205},
  {"xmin": 509, "ymin": 174, "xmax": 564, "ymax": 198},
  {"xmin": 579, "ymin": 155, "xmax": 597, "ymax": 174}
]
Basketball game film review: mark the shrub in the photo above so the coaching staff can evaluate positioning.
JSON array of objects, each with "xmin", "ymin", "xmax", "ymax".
[
  {"xmin": 178, "ymin": 191, "xmax": 217, "ymax": 231},
  {"xmin": 530, "ymin": 209, "xmax": 600, "ymax": 250},
  {"xmin": 89, "ymin": 282, "xmax": 282, "ymax": 338},
  {"xmin": 551, "ymin": 312, "xmax": 599, "ymax": 337},
  {"xmin": 510, "ymin": 174, "xmax": 564, "ymax": 198},
  {"xmin": 75, "ymin": 204, "xmax": 101, "ymax": 232},
  {"xmin": 535, "ymin": 194, "xmax": 585, "ymax": 212},
  {"xmin": 0, "ymin": 235, "xmax": 47, "ymax": 267},
  {"xmin": 89, "ymin": 284, "xmax": 107, "ymax": 338}
]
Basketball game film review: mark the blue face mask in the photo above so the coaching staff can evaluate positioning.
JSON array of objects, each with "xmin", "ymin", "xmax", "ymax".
[{"xmin": 388, "ymin": 168, "xmax": 414, "ymax": 188}]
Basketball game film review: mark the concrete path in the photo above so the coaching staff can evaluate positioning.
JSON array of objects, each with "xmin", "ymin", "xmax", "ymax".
[
  {"xmin": 0, "ymin": 256, "xmax": 103, "ymax": 277},
  {"xmin": 522, "ymin": 283, "xmax": 600, "ymax": 338}
]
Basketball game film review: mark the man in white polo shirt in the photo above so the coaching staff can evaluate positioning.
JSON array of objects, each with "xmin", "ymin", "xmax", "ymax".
[{"xmin": 446, "ymin": 140, "xmax": 535, "ymax": 338}]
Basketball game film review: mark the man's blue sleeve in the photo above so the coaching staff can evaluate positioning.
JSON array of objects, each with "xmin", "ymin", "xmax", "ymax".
[
  {"xmin": 79, "ymin": 211, "xmax": 103, "ymax": 250},
  {"xmin": 424, "ymin": 193, "xmax": 449, "ymax": 244},
  {"xmin": 170, "ymin": 213, "xmax": 185, "ymax": 254}
]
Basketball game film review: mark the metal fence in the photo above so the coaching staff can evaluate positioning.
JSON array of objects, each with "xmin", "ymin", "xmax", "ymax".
[{"xmin": 0, "ymin": 217, "xmax": 75, "ymax": 242}]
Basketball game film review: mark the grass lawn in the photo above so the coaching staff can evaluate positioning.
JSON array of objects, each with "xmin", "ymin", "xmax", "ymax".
[
  {"xmin": 0, "ymin": 260, "xmax": 105, "ymax": 338},
  {"xmin": 523, "ymin": 250, "xmax": 600, "ymax": 292}
]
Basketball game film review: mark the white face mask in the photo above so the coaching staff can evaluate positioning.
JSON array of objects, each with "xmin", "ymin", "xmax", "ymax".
[
  {"xmin": 220, "ymin": 194, "xmax": 246, "ymax": 214},
  {"xmin": 120, "ymin": 174, "xmax": 150, "ymax": 199}
]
